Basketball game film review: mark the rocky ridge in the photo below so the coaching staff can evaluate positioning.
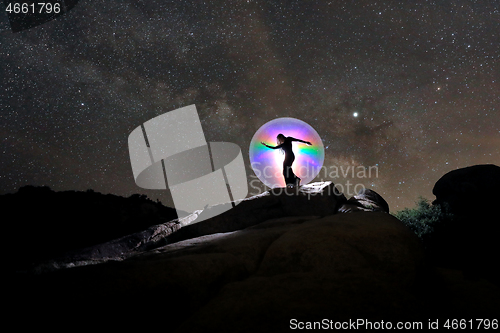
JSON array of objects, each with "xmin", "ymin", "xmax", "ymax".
[
  {"xmin": 34, "ymin": 181, "xmax": 388, "ymax": 272},
  {"xmin": 10, "ymin": 168, "xmax": 500, "ymax": 331}
]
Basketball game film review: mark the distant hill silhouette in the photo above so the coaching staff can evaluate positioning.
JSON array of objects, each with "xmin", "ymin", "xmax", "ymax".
[{"xmin": 2, "ymin": 186, "xmax": 179, "ymax": 270}]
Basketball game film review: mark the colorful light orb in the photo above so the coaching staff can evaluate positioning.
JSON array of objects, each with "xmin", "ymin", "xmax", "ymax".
[{"xmin": 249, "ymin": 117, "xmax": 325, "ymax": 188}]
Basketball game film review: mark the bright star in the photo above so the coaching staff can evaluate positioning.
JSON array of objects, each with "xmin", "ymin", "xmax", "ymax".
[{"xmin": 353, "ymin": 112, "xmax": 358, "ymax": 117}]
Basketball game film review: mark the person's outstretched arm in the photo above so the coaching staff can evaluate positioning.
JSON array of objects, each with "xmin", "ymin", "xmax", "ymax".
[
  {"xmin": 289, "ymin": 137, "xmax": 312, "ymax": 145},
  {"xmin": 261, "ymin": 142, "xmax": 282, "ymax": 149}
]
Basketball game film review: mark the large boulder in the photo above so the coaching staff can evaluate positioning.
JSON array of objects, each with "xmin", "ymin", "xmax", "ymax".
[
  {"xmin": 432, "ymin": 164, "xmax": 500, "ymax": 215},
  {"xmin": 337, "ymin": 188, "xmax": 389, "ymax": 213},
  {"xmin": 431, "ymin": 164, "xmax": 500, "ymax": 281},
  {"xmin": 16, "ymin": 212, "xmax": 429, "ymax": 332},
  {"xmin": 12, "ymin": 181, "xmax": 499, "ymax": 330},
  {"xmin": 166, "ymin": 181, "xmax": 346, "ymax": 244},
  {"xmin": 31, "ymin": 182, "xmax": 392, "ymax": 273}
]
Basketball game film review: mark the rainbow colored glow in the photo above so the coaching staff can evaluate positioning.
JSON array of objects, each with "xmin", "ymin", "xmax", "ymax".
[{"xmin": 249, "ymin": 117, "xmax": 325, "ymax": 188}]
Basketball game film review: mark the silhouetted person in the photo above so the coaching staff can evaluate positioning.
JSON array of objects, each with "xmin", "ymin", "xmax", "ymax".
[{"xmin": 261, "ymin": 133, "xmax": 311, "ymax": 187}]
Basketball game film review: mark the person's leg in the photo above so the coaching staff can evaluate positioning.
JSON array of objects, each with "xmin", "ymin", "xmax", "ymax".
[
  {"xmin": 283, "ymin": 163, "xmax": 293, "ymax": 186},
  {"xmin": 288, "ymin": 155, "xmax": 300, "ymax": 186},
  {"xmin": 283, "ymin": 154, "xmax": 298, "ymax": 187},
  {"xmin": 283, "ymin": 167, "xmax": 298, "ymax": 187}
]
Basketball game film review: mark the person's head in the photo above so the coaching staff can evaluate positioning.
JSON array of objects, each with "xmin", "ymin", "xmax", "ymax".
[{"xmin": 277, "ymin": 133, "xmax": 285, "ymax": 144}]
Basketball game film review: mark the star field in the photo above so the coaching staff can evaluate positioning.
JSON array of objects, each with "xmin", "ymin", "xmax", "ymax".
[{"xmin": 1, "ymin": 0, "xmax": 499, "ymax": 210}]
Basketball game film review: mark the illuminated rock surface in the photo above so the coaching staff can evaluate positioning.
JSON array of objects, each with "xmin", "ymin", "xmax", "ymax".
[{"xmin": 10, "ymin": 178, "xmax": 500, "ymax": 331}]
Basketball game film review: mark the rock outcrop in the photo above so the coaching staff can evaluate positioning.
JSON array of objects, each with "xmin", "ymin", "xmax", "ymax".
[
  {"xmin": 16, "ymin": 212, "xmax": 430, "ymax": 332},
  {"xmin": 10, "ymin": 178, "xmax": 500, "ymax": 331},
  {"xmin": 431, "ymin": 164, "xmax": 500, "ymax": 281},
  {"xmin": 432, "ymin": 164, "xmax": 500, "ymax": 215},
  {"xmin": 169, "ymin": 212, "xmax": 426, "ymax": 332},
  {"xmin": 34, "ymin": 182, "xmax": 389, "ymax": 271},
  {"xmin": 167, "ymin": 181, "xmax": 346, "ymax": 244},
  {"xmin": 337, "ymin": 188, "xmax": 389, "ymax": 213}
]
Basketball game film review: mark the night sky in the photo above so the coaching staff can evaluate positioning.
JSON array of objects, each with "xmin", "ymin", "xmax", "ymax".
[{"xmin": 1, "ymin": 0, "xmax": 499, "ymax": 210}]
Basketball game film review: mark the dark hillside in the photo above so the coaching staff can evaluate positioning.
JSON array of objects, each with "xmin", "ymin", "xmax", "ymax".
[{"xmin": 2, "ymin": 186, "xmax": 179, "ymax": 270}]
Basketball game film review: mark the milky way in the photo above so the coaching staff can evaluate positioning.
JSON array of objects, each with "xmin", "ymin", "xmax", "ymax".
[{"xmin": 1, "ymin": 0, "xmax": 499, "ymax": 210}]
